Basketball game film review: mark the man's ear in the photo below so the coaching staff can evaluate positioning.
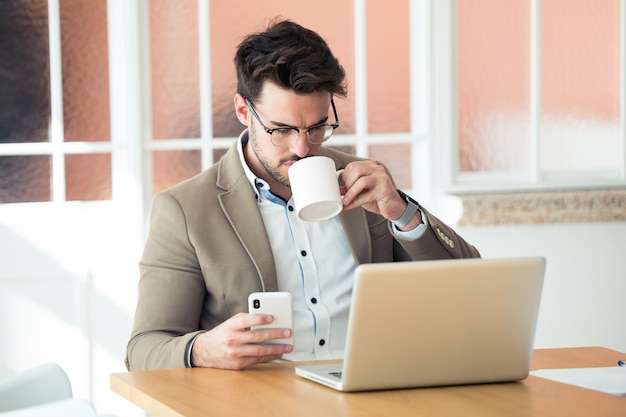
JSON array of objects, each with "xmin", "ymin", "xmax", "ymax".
[{"xmin": 234, "ymin": 94, "xmax": 250, "ymax": 126}]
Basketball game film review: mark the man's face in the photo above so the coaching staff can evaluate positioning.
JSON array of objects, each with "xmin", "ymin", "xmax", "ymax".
[{"xmin": 237, "ymin": 82, "xmax": 333, "ymax": 199}]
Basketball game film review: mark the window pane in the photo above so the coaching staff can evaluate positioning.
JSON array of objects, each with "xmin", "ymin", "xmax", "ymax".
[
  {"xmin": 0, "ymin": 0, "xmax": 51, "ymax": 144},
  {"xmin": 213, "ymin": 148, "xmax": 228, "ymax": 163},
  {"xmin": 209, "ymin": 1, "xmax": 355, "ymax": 137},
  {"xmin": 367, "ymin": 0, "xmax": 410, "ymax": 133},
  {"xmin": 65, "ymin": 154, "xmax": 112, "ymax": 201},
  {"xmin": 60, "ymin": 0, "xmax": 111, "ymax": 142},
  {"xmin": 150, "ymin": 0, "xmax": 201, "ymax": 140},
  {"xmin": 368, "ymin": 144, "xmax": 412, "ymax": 189},
  {"xmin": 153, "ymin": 150, "xmax": 201, "ymax": 193},
  {"xmin": 457, "ymin": 0, "xmax": 530, "ymax": 172},
  {"xmin": 540, "ymin": 0, "xmax": 621, "ymax": 176},
  {"xmin": 0, "ymin": 156, "xmax": 51, "ymax": 203}
]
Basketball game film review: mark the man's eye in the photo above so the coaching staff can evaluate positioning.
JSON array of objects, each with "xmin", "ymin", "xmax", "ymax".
[
  {"xmin": 308, "ymin": 126, "xmax": 324, "ymax": 134},
  {"xmin": 274, "ymin": 128, "xmax": 294, "ymax": 137}
]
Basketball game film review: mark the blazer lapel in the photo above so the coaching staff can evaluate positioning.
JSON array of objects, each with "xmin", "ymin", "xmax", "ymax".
[{"xmin": 216, "ymin": 141, "xmax": 279, "ymax": 292}]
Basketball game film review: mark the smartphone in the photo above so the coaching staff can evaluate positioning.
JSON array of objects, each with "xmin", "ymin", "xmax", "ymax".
[{"xmin": 248, "ymin": 291, "xmax": 294, "ymax": 345}]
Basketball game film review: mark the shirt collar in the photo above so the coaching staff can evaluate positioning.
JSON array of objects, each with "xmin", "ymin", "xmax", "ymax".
[{"xmin": 236, "ymin": 129, "xmax": 273, "ymax": 202}]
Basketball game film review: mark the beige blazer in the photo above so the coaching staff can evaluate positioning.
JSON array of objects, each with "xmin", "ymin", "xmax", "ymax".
[{"xmin": 126, "ymin": 140, "xmax": 480, "ymax": 370}]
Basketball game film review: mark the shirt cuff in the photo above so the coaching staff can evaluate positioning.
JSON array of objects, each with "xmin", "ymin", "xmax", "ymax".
[{"xmin": 392, "ymin": 208, "xmax": 428, "ymax": 240}]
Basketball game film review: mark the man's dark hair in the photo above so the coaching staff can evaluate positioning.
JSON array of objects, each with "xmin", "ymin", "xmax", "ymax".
[{"xmin": 235, "ymin": 19, "xmax": 347, "ymax": 102}]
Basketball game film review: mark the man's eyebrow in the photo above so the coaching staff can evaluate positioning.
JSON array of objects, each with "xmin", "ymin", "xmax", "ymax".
[{"xmin": 268, "ymin": 115, "xmax": 329, "ymax": 129}]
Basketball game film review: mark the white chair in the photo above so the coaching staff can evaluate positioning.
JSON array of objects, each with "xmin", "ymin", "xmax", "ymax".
[{"xmin": 0, "ymin": 363, "xmax": 114, "ymax": 417}]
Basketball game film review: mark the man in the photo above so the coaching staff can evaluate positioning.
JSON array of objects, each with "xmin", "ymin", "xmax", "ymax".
[{"xmin": 126, "ymin": 19, "xmax": 480, "ymax": 371}]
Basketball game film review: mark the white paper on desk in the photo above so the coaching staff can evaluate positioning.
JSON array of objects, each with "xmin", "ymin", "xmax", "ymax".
[{"xmin": 530, "ymin": 367, "xmax": 626, "ymax": 396}]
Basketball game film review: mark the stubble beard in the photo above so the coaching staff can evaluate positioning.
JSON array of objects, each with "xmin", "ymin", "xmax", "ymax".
[{"xmin": 248, "ymin": 124, "xmax": 293, "ymax": 188}]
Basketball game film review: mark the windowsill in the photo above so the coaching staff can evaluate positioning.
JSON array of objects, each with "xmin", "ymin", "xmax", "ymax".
[{"xmin": 456, "ymin": 189, "xmax": 626, "ymax": 226}]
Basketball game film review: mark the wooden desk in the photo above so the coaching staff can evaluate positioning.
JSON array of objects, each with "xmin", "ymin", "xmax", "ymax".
[{"xmin": 111, "ymin": 347, "xmax": 625, "ymax": 417}]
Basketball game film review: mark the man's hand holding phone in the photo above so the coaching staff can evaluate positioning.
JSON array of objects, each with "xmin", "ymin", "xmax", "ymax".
[{"xmin": 189, "ymin": 292, "xmax": 294, "ymax": 370}]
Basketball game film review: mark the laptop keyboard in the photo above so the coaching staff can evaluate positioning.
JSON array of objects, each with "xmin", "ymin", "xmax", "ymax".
[{"xmin": 329, "ymin": 371, "xmax": 343, "ymax": 379}]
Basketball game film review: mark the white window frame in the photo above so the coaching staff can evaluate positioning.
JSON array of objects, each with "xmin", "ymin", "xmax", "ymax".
[
  {"xmin": 433, "ymin": 0, "xmax": 626, "ymax": 195},
  {"xmin": 3, "ymin": 1, "xmax": 624, "ymax": 222},
  {"xmin": 0, "ymin": 0, "xmax": 121, "ymax": 204},
  {"xmin": 0, "ymin": 0, "xmax": 437, "ymax": 236}
]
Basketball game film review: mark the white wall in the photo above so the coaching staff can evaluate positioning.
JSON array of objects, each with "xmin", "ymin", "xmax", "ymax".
[
  {"xmin": 456, "ymin": 221, "xmax": 626, "ymax": 353},
  {"xmin": 0, "ymin": 203, "xmax": 144, "ymax": 417}
]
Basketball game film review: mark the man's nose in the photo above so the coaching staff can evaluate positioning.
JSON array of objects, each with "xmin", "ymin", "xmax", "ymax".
[{"xmin": 289, "ymin": 130, "xmax": 310, "ymax": 157}]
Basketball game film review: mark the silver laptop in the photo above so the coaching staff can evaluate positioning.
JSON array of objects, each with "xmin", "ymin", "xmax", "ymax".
[{"xmin": 295, "ymin": 257, "xmax": 546, "ymax": 391}]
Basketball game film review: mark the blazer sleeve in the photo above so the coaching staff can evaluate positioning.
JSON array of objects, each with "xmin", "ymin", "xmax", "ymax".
[
  {"xmin": 126, "ymin": 191, "xmax": 207, "ymax": 371},
  {"xmin": 392, "ymin": 205, "xmax": 481, "ymax": 261}
]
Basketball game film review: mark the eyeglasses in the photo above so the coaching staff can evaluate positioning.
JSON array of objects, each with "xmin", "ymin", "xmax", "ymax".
[{"xmin": 245, "ymin": 96, "xmax": 339, "ymax": 146}]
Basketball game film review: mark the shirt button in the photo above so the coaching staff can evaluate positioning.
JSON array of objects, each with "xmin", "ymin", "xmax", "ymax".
[
  {"xmin": 310, "ymin": 297, "xmax": 317, "ymax": 304},
  {"xmin": 319, "ymin": 339, "xmax": 326, "ymax": 346},
  {"xmin": 300, "ymin": 250, "xmax": 307, "ymax": 256},
  {"xmin": 288, "ymin": 205, "xmax": 294, "ymax": 211}
]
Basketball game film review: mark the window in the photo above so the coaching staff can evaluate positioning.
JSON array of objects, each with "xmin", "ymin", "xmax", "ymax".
[
  {"xmin": 1, "ymin": 0, "xmax": 432, "ymax": 209},
  {"xmin": 0, "ymin": 0, "xmax": 112, "ymax": 203},
  {"xmin": 147, "ymin": 0, "xmax": 428, "ymax": 196},
  {"xmin": 441, "ymin": 0, "xmax": 625, "ymax": 192}
]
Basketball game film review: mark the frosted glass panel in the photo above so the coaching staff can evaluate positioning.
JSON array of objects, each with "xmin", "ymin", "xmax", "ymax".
[
  {"xmin": 209, "ymin": 0, "xmax": 355, "ymax": 137},
  {"xmin": 150, "ymin": 0, "xmax": 201, "ymax": 140},
  {"xmin": 213, "ymin": 148, "xmax": 228, "ymax": 163},
  {"xmin": 60, "ymin": 0, "xmax": 111, "ymax": 142},
  {"xmin": 0, "ymin": 0, "xmax": 51, "ymax": 143},
  {"xmin": 368, "ymin": 144, "xmax": 411, "ymax": 189},
  {"xmin": 65, "ymin": 154, "xmax": 112, "ymax": 201},
  {"xmin": 153, "ymin": 150, "xmax": 201, "ymax": 193},
  {"xmin": 540, "ymin": 0, "xmax": 621, "ymax": 175},
  {"xmin": 0, "ymin": 156, "xmax": 51, "ymax": 203},
  {"xmin": 457, "ymin": 0, "xmax": 530, "ymax": 172},
  {"xmin": 367, "ymin": 0, "xmax": 410, "ymax": 133}
]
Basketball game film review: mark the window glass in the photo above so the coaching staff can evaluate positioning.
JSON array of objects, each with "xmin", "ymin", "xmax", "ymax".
[
  {"xmin": 0, "ymin": 156, "xmax": 51, "ymax": 203},
  {"xmin": 540, "ymin": 0, "xmax": 621, "ymax": 176},
  {"xmin": 213, "ymin": 148, "xmax": 228, "ymax": 164},
  {"xmin": 368, "ymin": 144, "xmax": 412, "ymax": 189},
  {"xmin": 150, "ymin": 0, "xmax": 201, "ymax": 140},
  {"xmin": 0, "ymin": 0, "xmax": 51, "ymax": 144},
  {"xmin": 153, "ymin": 150, "xmax": 201, "ymax": 193},
  {"xmin": 60, "ymin": 0, "xmax": 110, "ymax": 142},
  {"xmin": 65, "ymin": 154, "xmax": 112, "ymax": 200},
  {"xmin": 0, "ymin": 0, "xmax": 112, "ymax": 204},
  {"xmin": 457, "ymin": 0, "xmax": 622, "ymax": 181},
  {"xmin": 367, "ymin": 0, "xmax": 410, "ymax": 134},
  {"xmin": 457, "ymin": 0, "xmax": 530, "ymax": 172},
  {"xmin": 209, "ymin": 0, "xmax": 355, "ymax": 138}
]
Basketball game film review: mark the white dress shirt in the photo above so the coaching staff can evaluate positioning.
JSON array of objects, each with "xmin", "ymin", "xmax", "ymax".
[{"xmin": 236, "ymin": 133, "xmax": 427, "ymax": 360}]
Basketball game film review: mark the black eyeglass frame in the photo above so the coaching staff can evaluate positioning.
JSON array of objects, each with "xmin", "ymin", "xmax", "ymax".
[{"xmin": 244, "ymin": 96, "xmax": 340, "ymax": 146}]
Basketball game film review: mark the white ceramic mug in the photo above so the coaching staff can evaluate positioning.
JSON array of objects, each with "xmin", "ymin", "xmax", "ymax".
[{"xmin": 288, "ymin": 156, "xmax": 343, "ymax": 222}]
